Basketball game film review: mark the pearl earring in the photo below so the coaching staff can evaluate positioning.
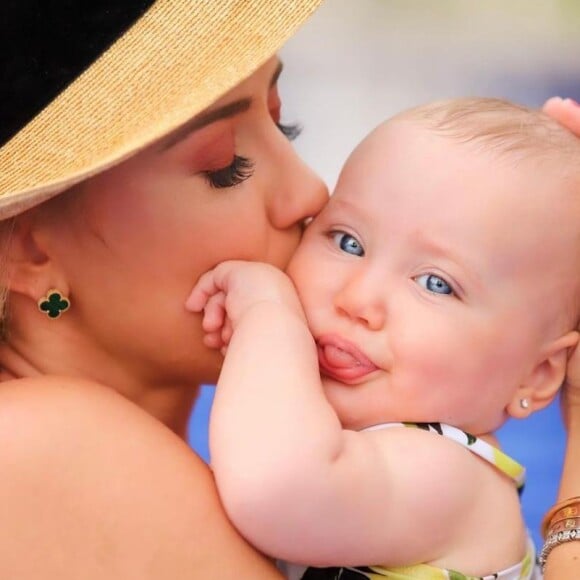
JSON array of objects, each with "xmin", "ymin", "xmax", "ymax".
[{"xmin": 519, "ymin": 398, "xmax": 530, "ymax": 410}]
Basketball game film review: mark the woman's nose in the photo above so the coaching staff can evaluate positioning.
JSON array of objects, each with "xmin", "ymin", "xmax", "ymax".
[
  {"xmin": 334, "ymin": 273, "xmax": 387, "ymax": 331},
  {"xmin": 268, "ymin": 150, "xmax": 329, "ymax": 230}
]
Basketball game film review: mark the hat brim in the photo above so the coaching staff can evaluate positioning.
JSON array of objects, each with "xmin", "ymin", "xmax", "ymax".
[{"xmin": 0, "ymin": 0, "xmax": 323, "ymax": 219}]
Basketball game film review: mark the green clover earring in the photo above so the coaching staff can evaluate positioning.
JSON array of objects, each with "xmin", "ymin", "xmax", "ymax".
[{"xmin": 37, "ymin": 289, "xmax": 71, "ymax": 319}]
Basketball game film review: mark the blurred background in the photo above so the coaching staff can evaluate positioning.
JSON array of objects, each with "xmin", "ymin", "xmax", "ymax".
[{"xmin": 190, "ymin": 0, "xmax": 580, "ymax": 550}]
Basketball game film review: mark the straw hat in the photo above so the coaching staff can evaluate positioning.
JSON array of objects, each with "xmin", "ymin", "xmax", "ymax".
[{"xmin": 0, "ymin": 0, "xmax": 323, "ymax": 219}]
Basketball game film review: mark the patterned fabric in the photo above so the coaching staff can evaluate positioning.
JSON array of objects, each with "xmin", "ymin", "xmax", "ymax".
[
  {"xmin": 290, "ymin": 422, "xmax": 534, "ymax": 580},
  {"xmin": 297, "ymin": 548, "xmax": 535, "ymax": 579},
  {"xmin": 364, "ymin": 422, "xmax": 526, "ymax": 491}
]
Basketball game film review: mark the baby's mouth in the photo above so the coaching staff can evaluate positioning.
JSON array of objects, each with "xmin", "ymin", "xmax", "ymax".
[
  {"xmin": 321, "ymin": 343, "xmax": 361, "ymax": 368},
  {"xmin": 317, "ymin": 335, "xmax": 378, "ymax": 382}
]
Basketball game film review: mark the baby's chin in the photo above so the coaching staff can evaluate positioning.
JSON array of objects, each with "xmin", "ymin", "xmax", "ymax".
[{"xmin": 321, "ymin": 378, "xmax": 391, "ymax": 431}]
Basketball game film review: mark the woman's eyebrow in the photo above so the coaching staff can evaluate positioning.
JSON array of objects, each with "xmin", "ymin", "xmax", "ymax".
[
  {"xmin": 159, "ymin": 60, "xmax": 283, "ymax": 151},
  {"xmin": 159, "ymin": 98, "xmax": 251, "ymax": 150},
  {"xmin": 271, "ymin": 60, "xmax": 284, "ymax": 87}
]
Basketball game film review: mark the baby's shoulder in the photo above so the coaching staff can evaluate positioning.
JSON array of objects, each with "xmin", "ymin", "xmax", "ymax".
[{"xmin": 365, "ymin": 422, "xmax": 500, "ymax": 497}]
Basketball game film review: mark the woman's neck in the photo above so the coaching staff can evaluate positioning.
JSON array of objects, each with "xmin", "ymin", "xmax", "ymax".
[
  {"xmin": 0, "ymin": 336, "xmax": 201, "ymax": 440},
  {"xmin": 131, "ymin": 384, "xmax": 200, "ymax": 439}
]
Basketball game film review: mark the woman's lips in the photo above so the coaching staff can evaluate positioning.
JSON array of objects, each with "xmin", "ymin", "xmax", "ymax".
[{"xmin": 317, "ymin": 334, "xmax": 378, "ymax": 382}]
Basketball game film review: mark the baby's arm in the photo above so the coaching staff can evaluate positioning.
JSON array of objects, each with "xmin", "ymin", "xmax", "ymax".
[{"xmin": 187, "ymin": 261, "xmax": 484, "ymax": 567}]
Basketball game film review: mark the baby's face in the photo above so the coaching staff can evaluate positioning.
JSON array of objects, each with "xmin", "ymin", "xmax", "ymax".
[{"xmin": 288, "ymin": 119, "xmax": 577, "ymax": 432}]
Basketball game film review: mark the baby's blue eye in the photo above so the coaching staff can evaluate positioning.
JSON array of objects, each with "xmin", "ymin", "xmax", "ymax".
[
  {"xmin": 331, "ymin": 232, "xmax": 364, "ymax": 256},
  {"xmin": 415, "ymin": 274, "xmax": 454, "ymax": 295}
]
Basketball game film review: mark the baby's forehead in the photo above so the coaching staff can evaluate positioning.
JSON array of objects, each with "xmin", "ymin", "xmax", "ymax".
[
  {"xmin": 361, "ymin": 113, "xmax": 579, "ymax": 192},
  {"xmin": 368, "ymin": 98, "xmax": 580, "ymax": 169},
  {"xmin": 345, "ymin": 114, "xmax": 580, "ymax": 245}
]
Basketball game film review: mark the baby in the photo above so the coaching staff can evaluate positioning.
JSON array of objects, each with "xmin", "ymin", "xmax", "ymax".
[{"xmin": 187, "ymin": 98, "xmax": 580, "ymax": 579}]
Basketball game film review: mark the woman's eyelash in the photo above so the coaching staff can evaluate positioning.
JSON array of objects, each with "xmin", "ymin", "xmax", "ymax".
[
  {"xmin": 205, "ymin": 155, "xmax": 255, "ymax": 189},
  {"xmin": 277, "ymin": 122, "xmax": 302, "ymax": 141}
]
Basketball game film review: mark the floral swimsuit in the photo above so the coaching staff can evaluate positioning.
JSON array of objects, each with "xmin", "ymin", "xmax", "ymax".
[{"xmin": 283, "ymin": 422, "xmax": 536, "ymax": 580}]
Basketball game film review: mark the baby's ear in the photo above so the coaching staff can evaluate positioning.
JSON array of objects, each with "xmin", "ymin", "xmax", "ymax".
[{"xmin": 507, "ymin": 330, "xmax": 580, "ymax": 418}]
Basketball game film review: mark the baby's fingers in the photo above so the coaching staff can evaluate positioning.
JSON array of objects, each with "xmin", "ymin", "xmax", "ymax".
[
  {"xmin": 543, "ymin": 97, "xmax": 580, "ymax": 137},
  {"xmin": 221, "ymin": 318, "xmax": 234, "ymax": 345},
  {"xmin": 204, "ymin": 331, "xmax": 226, "ymax": 350},
  {"xmin": 186, "ymin": 269, "xmax": 220, "ymax": 312},
  {"xmin": 202, "ymin": 292, "xmax": 227, "ymax": 333}
]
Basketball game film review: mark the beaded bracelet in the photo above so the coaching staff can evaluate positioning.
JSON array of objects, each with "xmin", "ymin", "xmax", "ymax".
[
  {"xmin": 541, "ymin": 496, "xmax": 580, "ymax": 539},
  {"xmin": 539, "ymin": 527, "xmax": 580, "ymax": 572}
]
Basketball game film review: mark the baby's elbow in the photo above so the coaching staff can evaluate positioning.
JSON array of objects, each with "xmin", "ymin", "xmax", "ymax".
[{"xmin": 213, "ymin": 462, "xmax": 302, "ymax": 557}]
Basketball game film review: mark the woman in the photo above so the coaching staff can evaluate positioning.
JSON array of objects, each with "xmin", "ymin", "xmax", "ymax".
[
  {"xmin": 1, "ymin": 2, "xmax": 578, "ymax": 578},
  {"xmin": 0, "ymin": 1, "xmax": 326, "ymax": 577},
  {"xmin": 539, "ymin": 96, "xmax": 580, "ymax": 578},
  {"xmin": 540, "ymin": 97, "xmax": 580, "ymax": 578},
  {"xmin": 540, "ymin": 332, "xmax": 580, "ymax": 578}
]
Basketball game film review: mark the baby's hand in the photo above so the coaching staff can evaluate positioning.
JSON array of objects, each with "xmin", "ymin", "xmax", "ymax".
[
  {"xmin": 543, "ymin": 97, "xmax": 580, "ymax": 136},
  {"xmin": 186, "ymin": 260, "xmax": 304, "ymax": 351},
  {"xmin": 191, "ymin": 286, "xmax": 232, "ymax": 352}
]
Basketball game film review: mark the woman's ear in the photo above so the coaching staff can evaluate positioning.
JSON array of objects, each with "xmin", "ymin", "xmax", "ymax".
[
  {"xmin": 507, "ymin": 330, "xmax": 580, "ymax": 419},
  {"xmin": 6, "ymin": 214, "xmax": 69, "ymax": 300}
]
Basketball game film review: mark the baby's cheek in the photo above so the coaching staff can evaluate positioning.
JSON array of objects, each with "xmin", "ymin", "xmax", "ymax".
[{"xmin": 391, "ymin": 323, "xmax": 451, "ymax": 374}]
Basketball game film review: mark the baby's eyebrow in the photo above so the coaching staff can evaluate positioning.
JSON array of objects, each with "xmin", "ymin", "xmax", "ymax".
[{"xmin": 332, "ymin": 197, "xmax": 367, "ymax": 219}]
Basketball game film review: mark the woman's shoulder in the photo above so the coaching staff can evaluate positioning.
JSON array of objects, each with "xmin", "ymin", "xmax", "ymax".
[
  {"xmin": 0, "ymin": 376, "xmax": 281, "ymax": 579},
  {"xmin": 0, "ymin": 372, "xmax": 148, "ymax": 411},
  {"xmin": 0, "ymin": 375, "xmax": 192, "ymax": 464},
  {"xmin": 0, "ymin": 376, "xmax": 214, "ymax": 506}
]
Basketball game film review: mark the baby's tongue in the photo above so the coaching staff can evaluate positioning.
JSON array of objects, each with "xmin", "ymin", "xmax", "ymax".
[{"xmin": 323, "ymin": 344, "xmax": 360, "ymax": 368}]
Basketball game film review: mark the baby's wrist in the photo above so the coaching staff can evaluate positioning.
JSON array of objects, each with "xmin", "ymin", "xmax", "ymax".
[{"xmin": 236, "ymin": 298, "xmax": 306, "ymax": 330}]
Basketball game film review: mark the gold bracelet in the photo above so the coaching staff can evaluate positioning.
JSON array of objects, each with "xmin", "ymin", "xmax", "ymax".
[
  {"xmin": 542, "ymin": 496, "xmax": 580, "ymax": 539},
  {"xmin": 539, "ymin": 527, "xmax": 580, "ymax": 572},
  {"xmin": 547, "ymin": 517, "xmax": 580, "ymax": 536}
]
